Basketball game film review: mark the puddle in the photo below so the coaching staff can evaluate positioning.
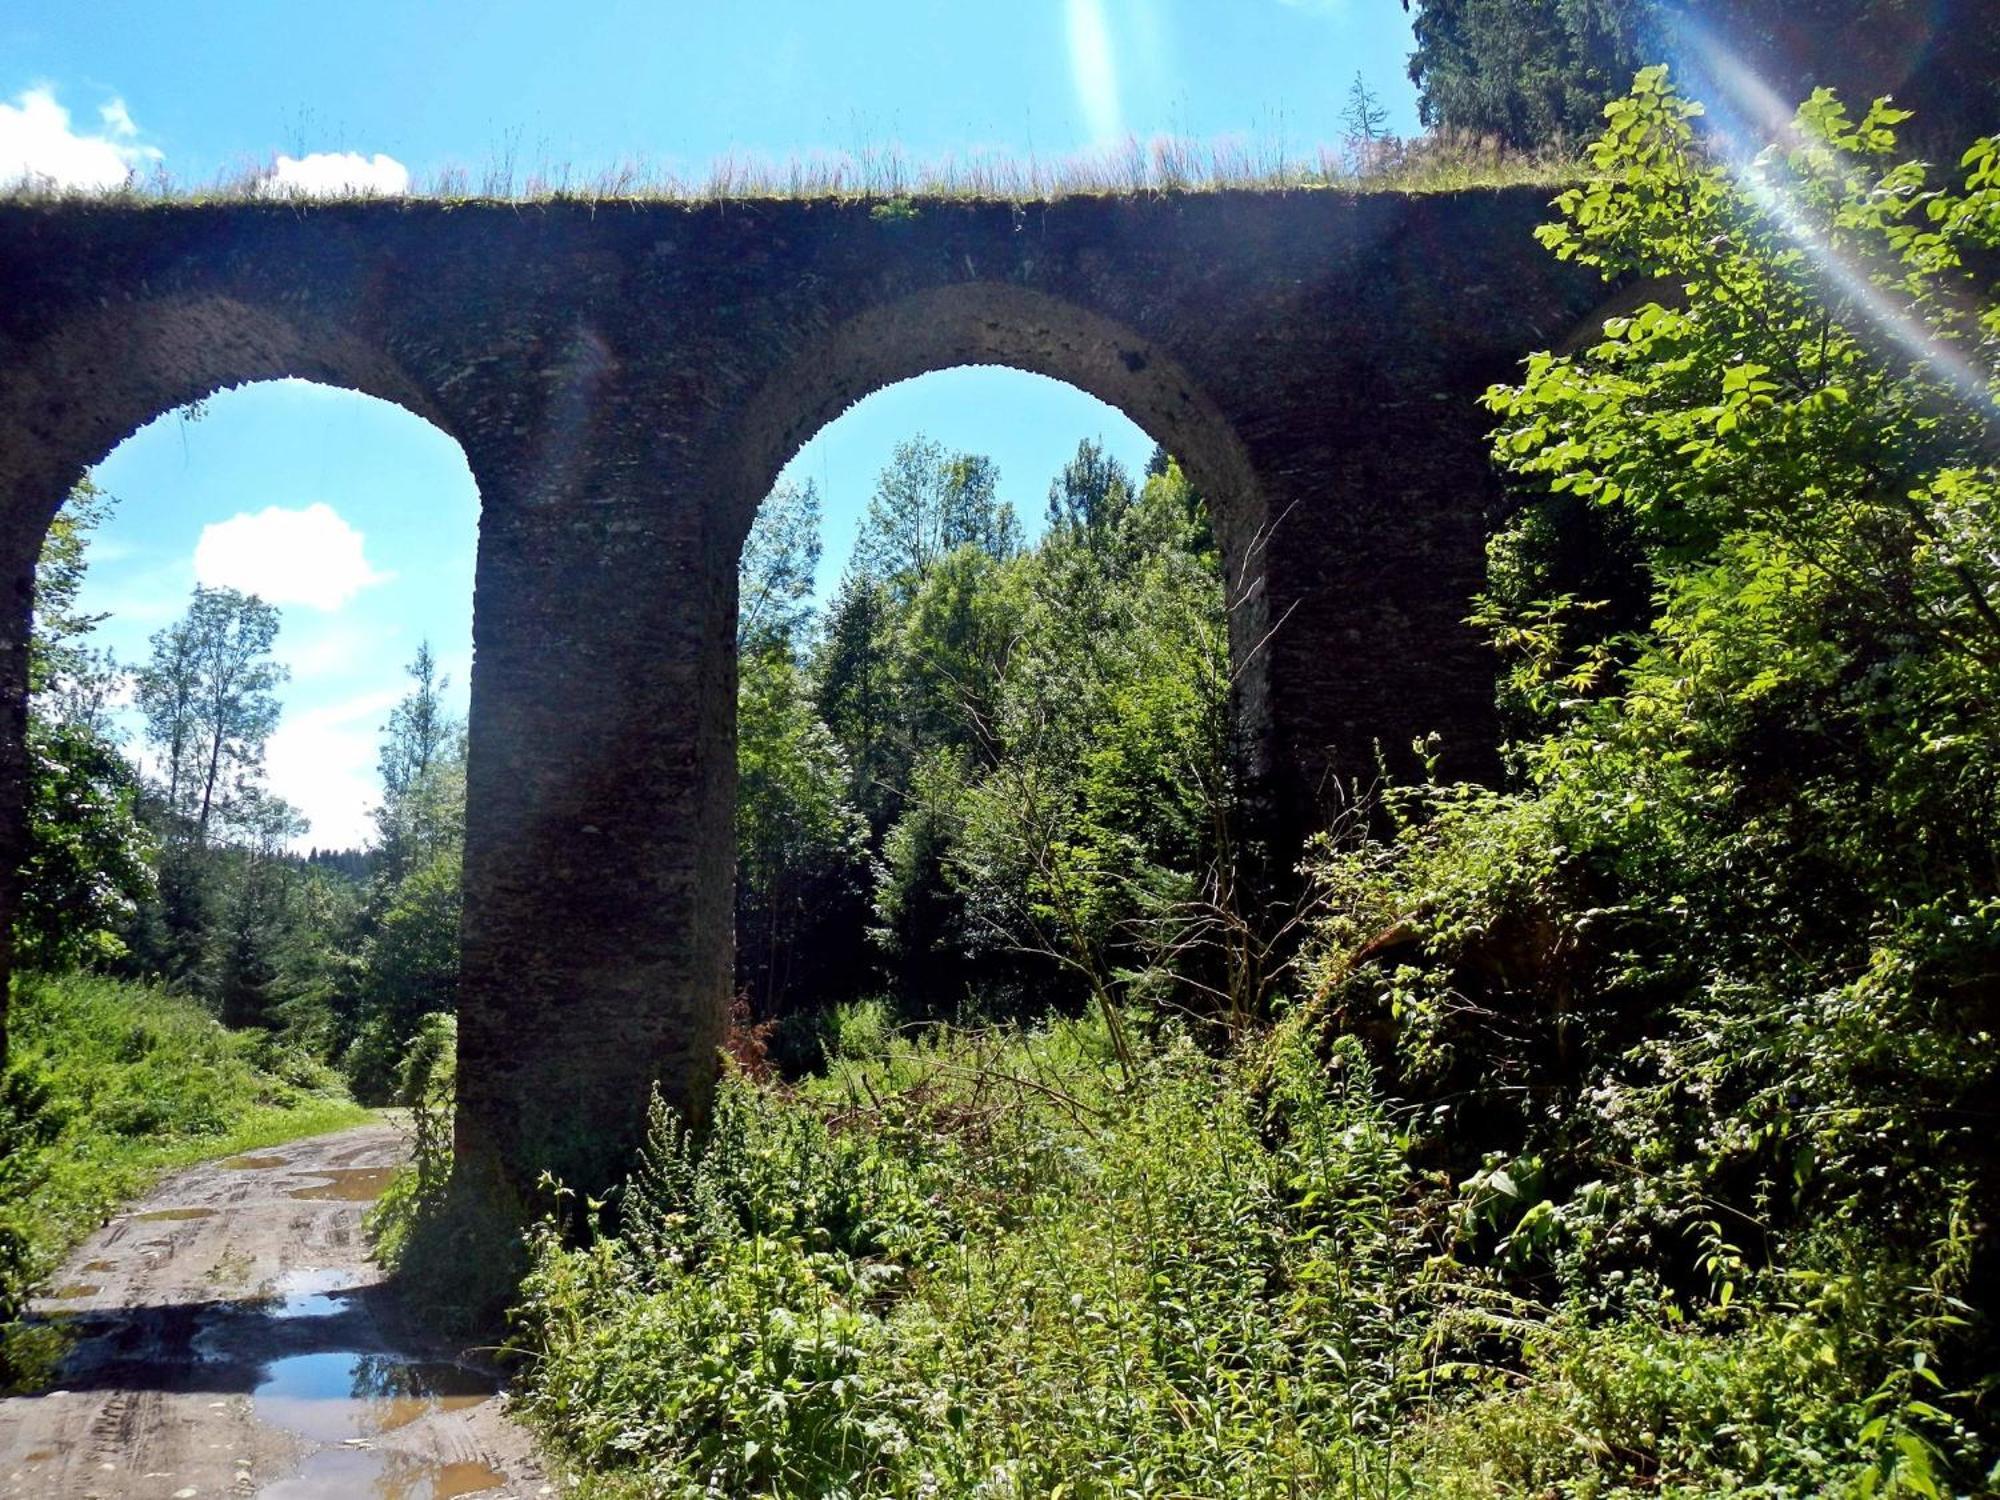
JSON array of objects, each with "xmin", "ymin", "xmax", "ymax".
[
  {"xmin": 221, "ymin": 1154, "xmax": 290, "ymax": 1170},
  {"xmin": 47, "ymin": 1283, "xmax": 99, "ymax": 1300},
  {"xmin": 132, "ymin": 1206, "xmax": 217, "ymax": 1222},
  {"xmin": 22, "ymin": 1448, "xmax": 58, "ymax": 1463},
  {"xmin": 261, "ymin": 1267, "xmax": 363, "ymax": 1320},
  {"xmin": 259, "ymin": 1445, "xmax": 505, "ymax": 1499},
  {"xmin": 286, "ymin": 1167, "xmax": 398, "ymax": 1203},
  {"xmin": 81, "ymin": 1259, "xmax": 117, "ymax": 1274},
  {"xmin": 253, "ymin": 1351, "xmax": 495, "ymax": 1444}
]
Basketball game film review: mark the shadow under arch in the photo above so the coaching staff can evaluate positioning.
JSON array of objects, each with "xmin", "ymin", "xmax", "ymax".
[{"xmin": 714, "ymin": 280, "xmax": 1277, "ymax": 786}]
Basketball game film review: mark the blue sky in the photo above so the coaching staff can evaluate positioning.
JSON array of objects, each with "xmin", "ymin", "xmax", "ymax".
[{"xmin": 6, "ymin": 1, "xmax": 1426, "ymax": 850}]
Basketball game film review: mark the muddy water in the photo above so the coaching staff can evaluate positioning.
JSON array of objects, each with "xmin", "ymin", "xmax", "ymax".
[
  {"xmin": 253, "ymin": 1352, "xmax": 503, "ymax": 1497},
  {"xmin": 287, "ymin": 1165, "xmax": 401, "ymax": 1202},
  {"xmin": 0, "ymin": 1121, "xmax": 545, "ymax": 1498},
  {"xmin": 263, "ymin": 1447, "xmax": 510, "ymax": 1500},
  {"xmin": 255, "ymin": 1351, "xmax": 494, "ymax": 1440}
]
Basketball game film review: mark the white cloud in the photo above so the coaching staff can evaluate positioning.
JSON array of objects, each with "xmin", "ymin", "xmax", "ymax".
[
  {"xmin": 99, "ymin": 97, "xmax": 140, "ymax": 139},
  {"xmin": 281, "ymin": 618, "xmax": 400, "ymax": 681},
  {"xmin": 0, "ymin": 86, "xmax": 160, "ymax": 190},
  {"xmin": 1066, "ymin": 0, "xmax": 1124, "ymax": 145},
  {"xmin": 265, "ymin": 688, "xmax": 404, "ymax": 851},
  {"xmin": 194, "ymin": 502, "xmax": 390, "ymax": 611},
  {"xmin": 258, "ymin": 150, "xmax": 410, "ymax": 198}
]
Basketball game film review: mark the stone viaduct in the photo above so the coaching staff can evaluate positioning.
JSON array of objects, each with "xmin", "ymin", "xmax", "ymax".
[{"xmin": 0, "ymin": 187, "xmax": 1603, "ymax": 1196}]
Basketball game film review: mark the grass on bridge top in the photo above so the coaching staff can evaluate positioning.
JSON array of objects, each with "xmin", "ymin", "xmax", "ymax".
[{"xmin": 1, "ymin": 131, "xmax": 1576, "ymax": 210}]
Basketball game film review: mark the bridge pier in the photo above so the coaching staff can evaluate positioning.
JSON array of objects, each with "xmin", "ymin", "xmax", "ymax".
[{"xmin": 452, "ymin": 415, "xmax": 736, "ymax": 1200}]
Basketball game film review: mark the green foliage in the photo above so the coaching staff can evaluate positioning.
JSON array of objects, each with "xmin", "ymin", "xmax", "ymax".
[
  {"xmin": 514, "ymin": 1017, "xmax": 1437, "ymax": 1497},
  {"xmin": 0, "ymin": 971, "xmax": 363, "ymax": 1378},
  {"xmin": 16, "ymin": 720, "xmax": 151, "ymax": 970},
  {"xmin": 516, "ymin": 1006, "xmax": 1976, "ymax": 1496},
  {"xmin": 19, "ymin": 482, "xmax": 152, "ymax": 969},
  {"xmin": 337, "ymin": 645, "xmax": 469, "ymax": 1099},
  {"xmin": 366, "ymin": 1012, "xmax": 457, "ymax": 1274},
  {"xmin": 737, "ymin": 644, "xmax": 869, "ymax": 1017},
  {"xmin": 741, "ymin": 479, "xmax": 823, "ymax": 656},
  {"xmin": 374, "ymin": 642, "xmax": 462, "ymax": 878},
  {"xmin": 738, "ymin": 438, "xmax": 1233, "ymax": 1036},
  {"xmin": 1303, "ymin": 71, "xmax": 2000, "ymax": 1493},
  {"xmin": 848, "ymin": 437, "xmax": 1021, "ymax": 599},
  {"xmin": 135, "ymin": 583, "xmax": 291, "ymax": 846},
  {"xmin": 1405, "ymin": 0, "xmax": 1646, "ymax": 146},
  {"xmin": 947, "ymin": 454, "xmax": 1236, "ymax": 1030}
]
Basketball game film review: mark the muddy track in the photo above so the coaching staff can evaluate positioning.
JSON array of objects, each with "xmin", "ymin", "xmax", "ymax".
[{"xmin": 0, "ymin": 1120, "xmax": 549, "ymax": 1499}]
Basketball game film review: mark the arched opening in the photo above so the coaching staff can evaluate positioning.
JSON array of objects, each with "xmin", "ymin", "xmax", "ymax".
[
  {"xmin": 13, "ymin": 373, "xmax": 478, "ymax": 1115},
  {"xmin": 728, "ymin": 350, "xmax": 1264, "ymax": 1065}
]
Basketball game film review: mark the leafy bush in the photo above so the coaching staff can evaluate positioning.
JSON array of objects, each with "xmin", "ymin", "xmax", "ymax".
[{"xmin": 514, "ymin": 1017, "xmax": 1445, "ymax": 1496}]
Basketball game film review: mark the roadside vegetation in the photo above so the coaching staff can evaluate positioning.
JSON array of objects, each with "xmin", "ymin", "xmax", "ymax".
[{"xmin": 0, "ymin": 970, "xmax": 363, "ymax": 1383}]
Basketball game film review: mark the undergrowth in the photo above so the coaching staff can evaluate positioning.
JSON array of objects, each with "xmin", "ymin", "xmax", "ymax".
[
  {"xmin": 504, "ymin": 1009, "xmax": 1981, "ymax": 1497},
  {"xmin": 0, "ymin": 969, "xmax": 366, "ymax": 1382}
]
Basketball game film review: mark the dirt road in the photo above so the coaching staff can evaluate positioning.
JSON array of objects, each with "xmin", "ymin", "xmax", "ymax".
[{"xmin": 0, "ymin": 1120, "xmax": 549, "ymax": 1499}]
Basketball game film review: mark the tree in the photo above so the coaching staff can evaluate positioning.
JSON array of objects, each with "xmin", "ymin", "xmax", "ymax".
[
  {"xmin": 952, "ymin": 457, "xmax": 1232, "ymax": 1032},
  {"xmin": 735, "ymin": 647, "xmax": 868, "ymax": 1018},
  {"xmin": 30, "ymin": 477, "xmax": 123, "ymax": 734},
  {"xmin": 1401, "ymin": 0, "xmax": 2000, "ymax": 152},
  {"xmin": 339, "ymin": 645, "xmax": 470, "ymax": 1095},
  {"xmin": 1309, "ymin": 73, "xmax": 2000, "ymax": 1478},
  {"xmin": 1402, "ymin": 0, "xmax": 1642, "ymax": 147},
  {"xmin": 1341, "ymin": 70, "xmax": 1395, "ymax": 174},
  {"xmin": 17, "ymin": 723, "xmax": 151, "ymax": 971},
  {"xmin": 17, "ymin": 481, "xmax": 152, "ymax": 969},
  {"xmin": 1045, "ymin": 438, "xmax": 1134, "ymax": 537},
  {"xmin": 740, "ymin": 479, "xmax": 823, "ymax": 653},
  {"xmin": 374, "ymin": 644, "xmax": 463, "ymax": 878},
  {"xmin": 136, "ymin": 585, "xmax": 288, "ymax": 846},
  {"xmin": 850, "ymin": 437, "xmax": 1021, "ymax": 597}
]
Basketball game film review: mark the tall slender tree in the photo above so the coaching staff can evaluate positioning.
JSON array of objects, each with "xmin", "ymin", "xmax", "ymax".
[
  {"xmin": 137, "ymin": 586, "xmax": 287, "ymax": 846},
  {"xmin": 851, "ymin": 437, "xmax": 1022, "ymax": 597},
  {"xmin": 739, "ymin": 479, "xmax": 823, "ymax": 653}
]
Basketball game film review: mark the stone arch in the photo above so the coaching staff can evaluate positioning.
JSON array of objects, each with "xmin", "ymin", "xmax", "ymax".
[
  {"xmin": 0, "ymin": 291, "xmax": 458, "ymax": 553},
  {"xmin": 712, "ymin": 280, "xmax": 1275, "ymax": 783}
]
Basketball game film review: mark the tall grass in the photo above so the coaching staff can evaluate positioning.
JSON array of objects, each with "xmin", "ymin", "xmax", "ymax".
[{"xmin": 1, "ymin": 131, "xmax": 1573, "ymax": 208}]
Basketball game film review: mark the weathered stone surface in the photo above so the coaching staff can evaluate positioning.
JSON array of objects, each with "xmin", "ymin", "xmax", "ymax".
[{"xmin": 0, "ymin": 190, "xmax": 1604, "ymax": 1194}]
